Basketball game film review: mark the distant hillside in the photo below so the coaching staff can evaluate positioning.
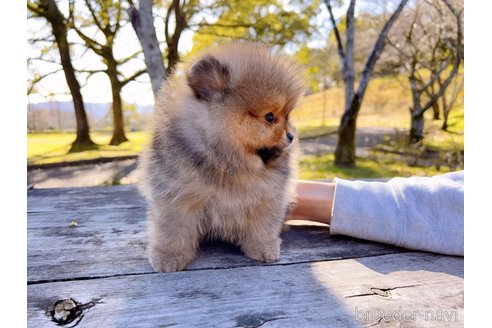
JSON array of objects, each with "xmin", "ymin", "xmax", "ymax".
[{"xmin": 27, "ymin": 101, "xmax": 153, "ymax": 132}]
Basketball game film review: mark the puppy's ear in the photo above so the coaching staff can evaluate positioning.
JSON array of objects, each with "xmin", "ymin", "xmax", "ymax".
[{"xmin": 187, "ymin": 55, "xmax": 230, "ymax": 102}]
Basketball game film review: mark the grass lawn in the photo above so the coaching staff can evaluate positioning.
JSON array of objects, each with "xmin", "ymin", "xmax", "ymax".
[
  {"xmin": 298, "ymin": 107, "xmax": 464, "ymax": 180},
  {"xmin": 299, "ymin": 153, "xmax": 457, "ymax": 180},
  {"xmin": 27, "ymin": 131, "xmax": 149, "ymax": 165},
  {"xmin": 28, "ymin": 74, "xmax": 463, "ymax": 179},
  {"xmin": 293, "ymin": 74, "xmax": 463, "ymax": 179}
]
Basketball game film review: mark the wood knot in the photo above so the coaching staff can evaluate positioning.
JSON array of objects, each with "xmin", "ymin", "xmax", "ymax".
[{"xmin": 50, "ymin": 298, "xmax": 95, "ymax": 326}]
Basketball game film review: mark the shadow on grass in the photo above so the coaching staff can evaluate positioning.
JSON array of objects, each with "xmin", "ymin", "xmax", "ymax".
[
  {"xmin": 442, "ymin": 122, "xmax": 464, "ymax": 135},
  {"xmin": 68, "ymin": 142, "xmax": 100, "ymax": 154}
]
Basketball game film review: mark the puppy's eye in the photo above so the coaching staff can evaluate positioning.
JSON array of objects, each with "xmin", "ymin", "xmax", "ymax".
[{"xmin": 265, "ymin": 112, "xmax": 275, "ymax": 123}]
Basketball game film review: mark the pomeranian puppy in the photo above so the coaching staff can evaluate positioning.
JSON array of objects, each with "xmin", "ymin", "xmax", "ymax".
[{"xmin": 138, "ymin": 43, "xmax": 305, "ymax": 272}]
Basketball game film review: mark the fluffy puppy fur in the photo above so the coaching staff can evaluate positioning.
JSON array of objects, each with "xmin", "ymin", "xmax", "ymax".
[{"xmin": 138, "ymin": 43, "xmax": 305, "ymax": 272}]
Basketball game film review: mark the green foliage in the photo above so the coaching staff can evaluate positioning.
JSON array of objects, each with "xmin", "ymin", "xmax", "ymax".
[
  {"xmin": 295, "ymin": 45, "xmax": 341, "ymax": 93},
  {"xmin": 186, "ymin": 0, "xmax": 320, "ymax": 59}
]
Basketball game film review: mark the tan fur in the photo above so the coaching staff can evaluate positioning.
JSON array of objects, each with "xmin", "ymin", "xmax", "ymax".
[{"xmin": 138, "ymin": 42, "xmax": 305, "ymax": 272}]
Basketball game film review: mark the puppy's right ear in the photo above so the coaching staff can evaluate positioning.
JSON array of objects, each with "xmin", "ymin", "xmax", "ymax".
[{"xmin": 187, "ymin": 55, "xmax": 230, "ymax": 102}]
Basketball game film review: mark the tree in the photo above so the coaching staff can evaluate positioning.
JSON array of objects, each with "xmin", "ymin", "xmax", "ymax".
[
  {"xmin": 128, "ymin": 0, "xmax": 165, "ymax": 96},
  {"xmin": 439, "ymin": 70, "xmax": 463, "ymax": 131},
  {"xmin": 129, "ymin": 0, "xmax": 318, "ymax": 98},
  {"xmin": 128, "ymin": 0, "xmax": 197, "ymax": 97},
  {"xmin": 323, "ymin": 0, "xmax": 408, "ymax": 167},
  {"xmin": 189, "ymin": 0, "xmax": 318, "ymax": 53},
  {"xmin": 27, "ymin": 0, "xmax": 96, "ymax": 151},
  {"xmin": 70, "ymin": 0, "xmax": 147, "ymax": 145},
  {"xmin": 387, "ymin": 0, "xmax": 463, "ymax": 143}
]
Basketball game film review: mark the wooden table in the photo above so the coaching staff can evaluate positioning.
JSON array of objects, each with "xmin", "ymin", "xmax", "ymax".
[{"xmin": 27, "ymin": 185, "xmax": 464, "ymax": 327}]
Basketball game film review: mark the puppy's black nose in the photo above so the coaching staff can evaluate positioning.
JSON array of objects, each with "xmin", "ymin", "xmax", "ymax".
[{"xmin": 286, "ymin": 132, "xmax": 294, "ymax": 143}]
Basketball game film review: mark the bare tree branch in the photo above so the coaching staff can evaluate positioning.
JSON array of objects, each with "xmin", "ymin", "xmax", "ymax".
[
  {"xmin": 120, "ymin": 68, "xmax": 147, "ymax": 87},
  {"xmin": 28, "ymin": 37, "xmax": 56, "ymax": 44},
  {"xmin": 28, "ymin": 56, "xmax": 61, "ymax": 65},
  {"xmin": 128, "ymin": 0, "xmax": 166, "ymax": 95},
  {"xmin": 322, "ymin": 0, "xmax": 346, "ymax": 66},
  {"xmin": 78, "ymin": 68, "xmax": 106, "ymax": 74},
  {"xmin": 117, "ymin": 49, "xmax": 143, "ymax": 65},
  {"xmin": 71, "ymin": 23, "xmax": 104, "ymax": 55},
  {"xmin": 193, "ymin": 29, "xmax": 244, "ymax": 39},
  {"xmin": 356, "ymin": 0, "xmax": 409, "ymax": 101},
  {"xmin": 343, "ymin": 0, "xmax": 356, "ymax": 104},
  {"xmin": 164, "ymin": 0, "xmax": 174, "ymax": 45},
  {"xmin": 418, "ymin": 0, "xmax": 463, "ymax": 114},
  {"xmin": 84, "ymin": 0, "xmax": 106, "ymax": 34},
  {"xmin": 417, "ymin": 59, "xmax": 451, "ymax": 95},
  {"xmin": 193, "ymin": 21, "xmax": 253, "ymax": 29},
  {"xmin": 28, "ymin": 68, "xmax": 65, "ymax": 94},
  {"xmin": 113, "ymin": 0, "xmax": 123, "ymax": 35},
  {"xmin": 77, "ymin": 69, "xmax": 107, "ymax": 88}
]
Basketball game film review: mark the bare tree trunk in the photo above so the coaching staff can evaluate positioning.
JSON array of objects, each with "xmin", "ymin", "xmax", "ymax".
[
  {"xmin": 441, "ymin": 73, "xmax": 463, "ymax": 131},
  {"xmin": 441, "ymin": 114, "xmax": 449, "ymax": 131},
  {"xmin": 440, "ymin": 90, "xmax": 454, "ymax": 131},
  {"xmin": 432, "ymin": 102, "xmax": 440, "ymax": 120},
  {"xmin": 429, "ymin": 74, "xmax": 440, "ymax": 120},
  {"xmin": 408, "ymin": 76, "xmax": 426, "ymax": 144},
  {"xmin": 405, "ymin": 0, "xmax": 463, "ymax": 142},
  {"xmin": 440, "ymin": 89, "xmax": 449, "ymax": 130},
  {"xmin": 129, "ymin": 0, "xmax": 166, "ymax": 97},
  {"xmin": 109, "ymin": 86, "xmax": 128, "ymax": 145},
  {"xmin": 334, "ymin": 96, "xmax": 360, "ymax": 167},
  {"xmin": 164, "ymin": 0, "xmax": 187, "ymax": 75},
  {"xmin": 343, "ymin": 0, "xmax": 356, "ymax": 111},
  {"xmin": 408, "ymin": 76, "xmax": 427, "ymax": 143},
  {"xmin": 324, "ymin": 0, "xmax": 408, "ymax": 167},
  {"xmin": 107, "ymin": 63, "xmax": 128, "ymax": 146},
  {"xmin": 36, "ymin": 0, "xmax": 95, "ymax": 151},
  {"xmin": 410, "ymin": 111, "xmax": 425, "ymax": 144},
  {"xmin": 130, "ymin": 0, "xmax": 188, "ymax": 89},
  {"xmin": 166, "ymin": 44, "xmax": 180, "ymax": 76}
]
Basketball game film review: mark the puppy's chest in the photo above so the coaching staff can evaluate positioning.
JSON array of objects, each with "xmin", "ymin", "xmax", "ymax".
[{"xmin": 203, "ymin": 181, "xmax": 285, "ymax": 225}]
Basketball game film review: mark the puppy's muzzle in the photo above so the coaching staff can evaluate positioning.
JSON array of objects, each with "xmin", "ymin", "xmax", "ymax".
[
  {"xmin": 256, "ymin": 147, "xmax": 283, "ymax": 165},
  {"xmin": 256, "ymin": 132, "xmax": 295, "ymax": 164},
  {"xmin": 286, "ymin": 132, "xmax": 294, "ymax": 143}
]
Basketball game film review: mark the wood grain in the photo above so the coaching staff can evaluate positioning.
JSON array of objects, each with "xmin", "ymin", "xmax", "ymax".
[
  {"xmin": 27, "ymin": 252, "xmax": 463, "ymax": 327},
  {"xmin": 28, "ymin": 207, "xmax": 404, "ymax": 283},
  {"xmin": 27, "ymin": 185, "xmax": 463, "ymax": 327},
  {"xmin": 27, "ymin": 185, "xmax": 145, "ymax": 213}
]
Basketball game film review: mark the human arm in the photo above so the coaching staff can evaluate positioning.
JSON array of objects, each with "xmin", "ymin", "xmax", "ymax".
[
  {"xmin": 289, "ymin": 180, "xmax": 335, "ymax": 225},
  {"xmin": 288, "ymin": 171, "xmax": 464, "ymax": 256}
]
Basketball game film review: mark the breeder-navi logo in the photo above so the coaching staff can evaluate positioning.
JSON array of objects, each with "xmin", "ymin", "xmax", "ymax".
[{"xmin": 355, "ymin": 307, "xmax": 458, "ymax": 324}]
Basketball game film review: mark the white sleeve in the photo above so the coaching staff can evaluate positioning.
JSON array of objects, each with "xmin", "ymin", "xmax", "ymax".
[{"xmin": 329, "ymin": 171, "xmax": 464, "ymax": 256}]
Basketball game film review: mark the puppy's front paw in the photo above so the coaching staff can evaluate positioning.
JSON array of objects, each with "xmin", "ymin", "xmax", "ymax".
[
  {"xmin": 241, "ymin": 238, "xmax": 281, "ymax": 263},
  {"xmin": 148, "ymin": 248, "xmax": 193, "ymax": 273}
]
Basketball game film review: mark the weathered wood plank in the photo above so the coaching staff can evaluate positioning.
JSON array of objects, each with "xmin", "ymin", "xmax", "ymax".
[
  {"xmin": 27, "ymin": 185, "xmax": 145, "ymax": 213},
  {"xmin": 28, "ymin": 207, "xmax": 405, "ymax": 283},
  {"xmin": 27, "ymin": 252, "xmax": 463, "ymax": 327}
]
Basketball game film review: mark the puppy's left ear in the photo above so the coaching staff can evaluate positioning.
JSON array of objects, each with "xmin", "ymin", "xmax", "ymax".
[{"xmin": 187, "ymin": 55, "xmax": 230, "ymax": 102}]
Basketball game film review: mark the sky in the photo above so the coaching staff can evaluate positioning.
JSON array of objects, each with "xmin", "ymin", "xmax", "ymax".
[{"xmin": 27, "ymin": 0, "xmax": 356, "ymax": 106}]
